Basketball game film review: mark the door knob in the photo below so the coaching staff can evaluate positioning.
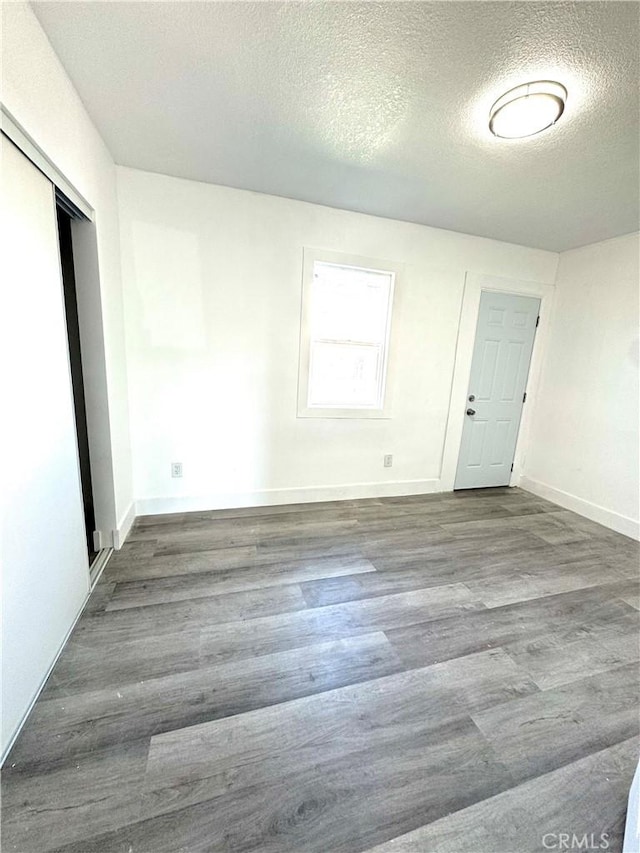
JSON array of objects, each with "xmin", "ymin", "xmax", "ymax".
[{"xmin": 466, "ymin": 408, "xmax": 476, "ymax": 416}]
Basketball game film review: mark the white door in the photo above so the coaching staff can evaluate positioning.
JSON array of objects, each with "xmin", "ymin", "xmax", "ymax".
[
  {"xmin": 1, "ymin": 138, "xmax": 89, "ymax": 755},
  {"xmin": 455, "ymin": 290, "xmax": 540, "ymax": 490}
]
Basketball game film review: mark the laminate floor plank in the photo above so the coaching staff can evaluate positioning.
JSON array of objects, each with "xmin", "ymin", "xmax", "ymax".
[
  {"xmin": 140, "ymin": 648, "xmax": 533, "ymax": 822},
  {"xmin": 108, "ymin": 537, "xmax": 158, "ymax": 559},
  {"xmin": 9, "ymin": 633, "xmax": 403, "ymax": 770},
  {"xmin": 253, "ymin": 540, "xmax": 363, "ymax": 563},
  {"xmin": 548, "ymin": 509, "xmax": 640, "ymax": 546},
  {"xmin": 472, "ymin": 663, "xmax": 640, "ymax": 782},
  {"xmin": 300, "ymin": 541, "xmax": 617, "ymax": 608},
  {"xmin": 38, "ymin": 579, "xmax": 319, "ymax": 696},
  {"xmin": 365, "ymin": 528, "xmax": 551, "ymax": 570},
  {"xmin": 199, "ymin": 583, "xmax": 484, "ymax": 665},
  {"xmin": 142, "ymin": 649, "xmax": 539, "ymax": 796},
  {"xmin": 83, "ymin": 578, "xmax": 116, "ymax": 614},
  {"xmin": 105, "ymin": 544, "xmax": 259, "ymax": 582},
  {"xmin": 464, "ymin": 557, "xmax": 631, "ymax": 608},
  {"xmin": 107, "ymin": 555, "xmax": 376, "ymax": 609},
  {"xmin": 51, "ymin": 719, "xmax": 511, "ymax": 853},
  {"xmin": 3, "ymin": 487, "xmax": 638, "ymax": 853},
  {"xmin": 619, "ymin": 589, "xmax": 640, "ymax": 610},
  {"xmin": 128, "ymin": 505, "xmax": 361, "ymax": 540},
  {"xmin": 153, "ymin": 517, "xmax": 362, "ymax": 556},
  {"xmin": 504, "ymin": 626, "xmax": 639, "ymax": 689},
  {"xmin": 40, "ymin": 627, "xmax": 203, "ymax": 700},
  {"xmin": 378, "ymin": 487, "xmax": 510, "ymax": 506},
  {"xmin": 55, "ymin": 581, "xmax": 307, "ymax": 647},
  {"xmin": 360, "ymin": 501, "xmax": 518, "ymax": 525},
  {"xmin": 565, "ymin": 538, "xmax": 640, "ymax": 579},
  {"xmin": 299, "ymin": 559, "xmax": 505, "ymax": 608},
  {"xmin": 386, "ymin": 585, "xmax": 638, "ymax": 670},
  {"xmin": 366, "ymin": 736, "xmax": 639, "ymax": 853},
  {"xmin": 1, "ymin": 739, "xmax": 150, "ymax": 853},
  {"xmin": 440, "ymin": 511, "xmax": 594, "ymax": 545},
  {"xmin": 500, "ymin": 496, "xmax": 567, "ymax": 516},
  {"xmin": 251, "ymin": 525, "xmax": 454, "ymax": 561}
]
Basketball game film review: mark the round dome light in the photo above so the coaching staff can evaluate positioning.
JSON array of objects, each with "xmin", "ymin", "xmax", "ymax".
[{"xmin": 489, "ymin": 81, "xmax": 567, "ymax": 139}]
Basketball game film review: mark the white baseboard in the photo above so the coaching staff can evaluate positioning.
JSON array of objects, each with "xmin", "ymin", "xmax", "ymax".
[
  {"xmin": 135, "ymin": 479, "xmax": 442, "ymax": 517},
  {"xmin": 112, "ymin": 502, "xmax": 136, "ymax": 549},
  {"xmin": 519, "ymin": 476, "xmax": 640, "ymax": 541}
]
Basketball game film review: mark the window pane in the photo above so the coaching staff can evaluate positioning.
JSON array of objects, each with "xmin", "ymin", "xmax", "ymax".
[
  {"xmin": 308, "ymin": 341, "xmax": 382, "ymax": 408},
  {"xmin": 311, "ymin": 262, "xmax": 393, "ymax": 343}
]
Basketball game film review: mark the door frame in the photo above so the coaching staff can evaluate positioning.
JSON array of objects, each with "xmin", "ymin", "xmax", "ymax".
[
  {"xmin": 2, "ymin": 108, "xmax": 121, "ymax": 555},
  {"xmin": 440, "ymin": 272, "xmax": 556, "ymax": 492}
]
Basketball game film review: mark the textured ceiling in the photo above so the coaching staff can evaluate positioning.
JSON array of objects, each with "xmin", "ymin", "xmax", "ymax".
[{"xmin": 32, "ymin": 1, "xmax": 640, "ymax": 251}]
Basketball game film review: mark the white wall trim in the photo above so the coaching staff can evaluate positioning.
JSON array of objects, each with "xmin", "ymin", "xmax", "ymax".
[
  {"xmin": 112, "ymin": 502, "xmax": 136, "ymax": 549},
  {"xmin": 296, "ymin": 247, "xmax": 404, "ymax": 420},
  {"xmin": 1, "ymin": 106, "xmax": 93, "ymax": 220},
  {"xmin": 440, "ymin": 272, "xmax": 556, "ymax": 492},
  {"xmin": 520, "ymin": 476, "xmax": 640, "ymax": 541},
  {"xmin": 89, "ymin": 546, "xmax": 114, "ymax": 586},
  {"xmin": 0, "ymin": 548, "xmax": 112, "ymax": 768},
  {"xmin": 135, "ymin": 478, "xmax": 441, "ymax": 516}
]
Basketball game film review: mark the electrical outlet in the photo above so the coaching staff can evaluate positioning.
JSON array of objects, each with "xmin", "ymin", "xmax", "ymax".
[
  {"xmin": 171, "ymin": 462, "xmax": 183, "ymax": 478},
  {"xmin": 384, "ymin": 454, "xmax": 393, "ymax": 468}
]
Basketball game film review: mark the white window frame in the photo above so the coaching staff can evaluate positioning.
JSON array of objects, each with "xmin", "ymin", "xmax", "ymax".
[{"xmin": 297, "ymin": 248, "xmax": 402, "ymax": 419}]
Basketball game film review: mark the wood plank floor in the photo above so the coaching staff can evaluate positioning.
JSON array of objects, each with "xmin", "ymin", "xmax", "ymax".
[{"xmin": 2, "ymin": 487, "xmax": 639, "ymax": 853}]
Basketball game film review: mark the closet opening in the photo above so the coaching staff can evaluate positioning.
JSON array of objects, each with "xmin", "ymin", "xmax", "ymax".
[{"xmin": 56, "ymin": 197, "xmax": 97, "ymax": 564}]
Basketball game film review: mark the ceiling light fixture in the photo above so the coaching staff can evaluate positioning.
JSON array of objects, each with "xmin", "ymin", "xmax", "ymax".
[{"xmin": 489, "ymin": 81, "xmax": 567, "ymax": 139}]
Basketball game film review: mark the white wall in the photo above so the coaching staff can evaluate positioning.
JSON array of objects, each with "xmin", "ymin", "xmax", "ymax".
[
  {"xmin": 1, "ymin": 139, "xmax": 90, "ymax": 758},
  {"xmin": 522, "ymin": 233, "xmax": 640, "ymax": 539},
  {"xmin": 117, "ymin": 167, "xmax": 558, "ymax": 514},
  {"xmin": 1, "ymin": 1, "xmax": 134, "ymax": 539}
]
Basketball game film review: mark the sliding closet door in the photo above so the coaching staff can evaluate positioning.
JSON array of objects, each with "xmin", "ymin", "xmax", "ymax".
[{"xmin": 1, "ymin": 137, "xmax": 89, "ymax": 757}]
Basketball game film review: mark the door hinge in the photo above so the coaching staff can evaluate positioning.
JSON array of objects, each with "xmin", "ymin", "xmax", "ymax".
[
  {"xmin": 523, "ymin": 392, "xmax": 527, "ymax": 403},
  {"xmin": 536, "ymin": 315, "xmax": 540, "ymax": 327},
  {"xmin": 511, "ymin": 463, "xmax": 514, "ymax": 472}
]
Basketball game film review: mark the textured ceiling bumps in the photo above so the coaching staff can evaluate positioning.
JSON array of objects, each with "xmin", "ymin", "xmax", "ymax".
[{"xmin": 32, "ymin": 1, "xmax": 640, "ymax": 251}]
